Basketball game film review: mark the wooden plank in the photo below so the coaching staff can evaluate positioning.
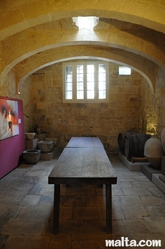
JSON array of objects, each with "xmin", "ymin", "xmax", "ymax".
[
  {"xmin": 66, "ymin": 137, "xmax": 104, "ymax": 148},
  {"xmin": 48, "ymin": 148, "xmax": 117, "ymax": 184}
]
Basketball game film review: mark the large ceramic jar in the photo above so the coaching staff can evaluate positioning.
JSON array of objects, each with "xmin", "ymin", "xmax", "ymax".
[
  {"xmin": 161, "ymin": 128, "xmax": 165, "ymax": 152},
  {"xmin": 144, "ymin": 136, "xmax": 164, "ymax": 169},
  {"xmin": 161, "ymin": 128, "xmax": 165, "ymax": 174}
]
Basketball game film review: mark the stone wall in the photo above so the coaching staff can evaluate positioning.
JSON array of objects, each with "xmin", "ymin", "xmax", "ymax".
[
  {"xmin": 141, "ymin": 68, "xmax": 165, "ymax": 136},
  {"xmin": 1, "ymin": 71, "xmax": 17, "ymax": 98},
  {"xmin": 25, "ymin": 61, "xmax": 145, "ymax": 154},
  {"xmin": 3, "ymin": 60, "xmax": 165, "ymax": 154},
  {"xmin": 0, "ymin": 70, "xmax": 34, "ymax": 133},
  {"xmin": 20, "ymin": 77, "xmax": 34, "ymax": 132}
]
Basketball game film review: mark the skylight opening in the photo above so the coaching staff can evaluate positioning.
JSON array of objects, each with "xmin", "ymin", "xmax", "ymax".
[{"xmin": 72, "ymin": 16, "xmax": 99, "ymax": 30}]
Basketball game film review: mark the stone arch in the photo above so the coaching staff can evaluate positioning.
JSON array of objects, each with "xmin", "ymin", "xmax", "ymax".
[
  {"xmin": 1, "ymin": 29, "xmax": 164, "ymax": 86},
  {"xmin": 15, "ymin": 45, "xmax": 155, "ymax": 93},
  {"xmin": 1, "ymin": 0, "xmax": 165, "ymax": 41}
]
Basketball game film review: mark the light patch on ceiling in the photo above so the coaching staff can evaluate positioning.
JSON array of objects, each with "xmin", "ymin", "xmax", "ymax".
[{"xmin": 72, "ymin": 16, "xmax": 99, "ymax": 30}]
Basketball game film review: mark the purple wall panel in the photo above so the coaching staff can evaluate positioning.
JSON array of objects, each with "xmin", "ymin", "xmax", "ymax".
[{"xmin": 0, "ymin": 97, "xmax": 25, "ymax": 178}]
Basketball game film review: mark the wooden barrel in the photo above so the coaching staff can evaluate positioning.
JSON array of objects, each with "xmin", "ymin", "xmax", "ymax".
[
  {"xmin": 124, "ymin": 132, "xmax": 134, "ymax": 157},
  {"xmin": 117, "ymin": 133, "xmax": 125, "ymax": 154},
  {"xmin": 124, "ymin": 133, "xmax": 151, "ymax": 157},
  {"xmin": 118, "ymin": 131, "xmax": 136, "ymax": 155},
  {"xmin": 136, "ymin": 134, "xmax": 151, "ymax": 157}
]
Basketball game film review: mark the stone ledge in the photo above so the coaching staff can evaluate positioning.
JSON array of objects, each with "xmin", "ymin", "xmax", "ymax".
[
  {"xmin": 152, "ymin": 173, "xmax": 165, "ymax": 194},
  {"xmin": 40, "ymin": 147, "xmax": 58, "ymax": 161},
  {"xmin": 25, "ymin": 138, "xmax": 38, "ymax": 149},
  {"xmin": 141, "ymin": 164, "xmax": 161, "ymax": 181},
  {"xmin": 118, "ymin": 152, "xmax": 150, "ymax": 171}
]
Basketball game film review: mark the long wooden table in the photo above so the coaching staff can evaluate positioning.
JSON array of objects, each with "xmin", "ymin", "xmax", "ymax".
[{"xmin": 48, "ymin": 138, "xmax": 117, "ymax": 234}]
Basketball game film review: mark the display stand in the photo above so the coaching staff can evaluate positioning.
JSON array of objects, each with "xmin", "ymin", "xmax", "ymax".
[
  {"xmin": 118, "ymin": 152, "xmax": 149, "ymax": 171},
  {"xmin": 25, "ymin": 138, "xmax": 38, "ymax": 149}
]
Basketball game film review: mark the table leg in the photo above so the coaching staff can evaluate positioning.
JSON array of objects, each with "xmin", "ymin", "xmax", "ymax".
[
  {"xmin": 106, "ymin": 184, "xmax": 112, "ymax": 233},
  {"xmin": 53, "ymin": 184, "xmax": 60, "ymax": 233}
]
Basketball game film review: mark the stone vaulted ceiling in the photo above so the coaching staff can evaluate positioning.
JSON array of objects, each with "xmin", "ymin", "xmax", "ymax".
[{"xmin": 1, "ymin": 0, "xmax": 165, "ymax": 92}]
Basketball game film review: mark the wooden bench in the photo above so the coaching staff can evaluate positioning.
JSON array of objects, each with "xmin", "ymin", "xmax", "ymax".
[{"xmin": 48, "ymin": 137, "xmax": 117, "ymax": 234}]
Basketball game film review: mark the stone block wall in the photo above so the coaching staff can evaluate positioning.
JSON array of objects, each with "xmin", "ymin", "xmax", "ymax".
[
  {"xmin": 23, "ymin": 61, "xmax": 144, "ymax": 154},
  {"xmin": 141, "ymin": 68, "xmax": 165, "ymax": 136},
  {"xmin": 1, "ymin": 71, "xmax": 34, "ymax": 133},
  {"xmin": 21, "ymin": 78, "xmax": 34, "ymax": 132}
]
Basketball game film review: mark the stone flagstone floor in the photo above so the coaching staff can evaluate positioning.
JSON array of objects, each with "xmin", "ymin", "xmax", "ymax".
[{"xmin": 0, "ymin": 155, "xmax": 165, "ymax": 249}]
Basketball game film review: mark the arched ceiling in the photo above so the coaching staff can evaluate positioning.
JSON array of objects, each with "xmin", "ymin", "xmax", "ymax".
[
  {"xmin": 1, "ymin": 0, "xmax": 165, "ymax": 92},
  {"xmin": 14, "ymin": 45, "xmax": 156, "ymax": 92}
]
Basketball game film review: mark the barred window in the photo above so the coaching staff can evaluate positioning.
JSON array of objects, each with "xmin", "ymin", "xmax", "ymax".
[{"xmin": 63, "ymin": 61, "xmax": 109, "ymax": 103}]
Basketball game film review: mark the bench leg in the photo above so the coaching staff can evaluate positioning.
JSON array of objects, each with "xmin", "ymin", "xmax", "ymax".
[
  {"xmin": 106, "ymin": 184, "xmax": 112, "ymax": 233},
  {"xmin": 53, "ymin": 184, "xmax": 60, "ymax": 233}
]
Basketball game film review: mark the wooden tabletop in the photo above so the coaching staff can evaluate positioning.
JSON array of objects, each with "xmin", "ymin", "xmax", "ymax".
[
  {"xmin": 48, "ymin": 147, "xmax": 117, "ymax": 185},
  {"xmin": 66, "ymin": 136, "xmax": 104, "ymax": 148}
]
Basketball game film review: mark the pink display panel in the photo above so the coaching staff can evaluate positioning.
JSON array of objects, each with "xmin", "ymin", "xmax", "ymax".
[{"xmin": 0, "ymin": 96, "xmax": 25, "ymax": 178}]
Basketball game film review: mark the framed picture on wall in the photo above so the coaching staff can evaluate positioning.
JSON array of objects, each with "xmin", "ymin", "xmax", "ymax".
[{"xmin": 0, "ymin": 98, "xmax": 19, "ymax": 140}]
